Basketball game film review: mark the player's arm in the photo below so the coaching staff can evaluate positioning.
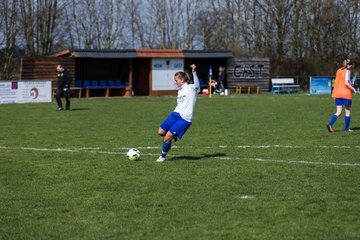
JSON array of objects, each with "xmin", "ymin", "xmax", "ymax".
[
  {"xmin": 345, "ymin": 70, "xmax": 356, "ymax": 93},
  {"xmin": 190, "ymin": 64, "xmax": 200, "ymax": 93}
]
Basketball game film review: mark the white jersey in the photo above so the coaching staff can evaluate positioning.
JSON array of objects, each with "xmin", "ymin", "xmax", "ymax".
[
  {"xmin": 345, "ymin": 69, "xmax": 351, "ymax": 84},
  {"xmin": 174, "ymin": 72, "xmax": 200, "ymax": 122}
]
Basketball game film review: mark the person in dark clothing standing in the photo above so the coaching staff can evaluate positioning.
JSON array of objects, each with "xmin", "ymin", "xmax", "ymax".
[
  {"xmin": 217, "ymin": 66, "xmax": 225, "ymax": 93},
  {"xmin": 55, "ymin": 64, "xmax": 72, "ymax": 111}
]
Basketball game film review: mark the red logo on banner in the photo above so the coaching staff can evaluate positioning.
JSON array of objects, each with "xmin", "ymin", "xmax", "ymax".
[{"xmin": 30, "ymin": 88, "xmax": 39, "ymax": 99}]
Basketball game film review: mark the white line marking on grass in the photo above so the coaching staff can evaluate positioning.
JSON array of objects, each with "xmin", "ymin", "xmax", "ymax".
[
  {"xmin": 217, "ymin": 145, "xmax": 360, "ymax": 149},
  {"xmin": 0, "ymin": 145, "xmax": 124, "ymax": 154},
  {"xmin": 214, "ymin": 156, "xmax": 360, "ymax": 167},
  {"xmin": 78, "ymin": 147, "xmax": 101, "ymax": 150},
  {"xmin": 0, "ymin": 145, "xmax": 160, "ymax": 156},
  {"xmin": 237, "ymin": 145, "xmax": 299, "ymax": 149},
  {"xmin": 1, "ymin": 145, "xmax": 360, "ymax": 167},
  {"xmin": 217, "ymin": 145, "xmax": 299, "ymax": 149},
  {"xmin": 2, "ymin": 144, "xmax": 360, "ymax": 152},
  {"xmin": 20, "ymin": 147, "xmax": 80, "ymax": 152},
  {"xmin": 238, "ymin": 195, "xmax": 255, "ymax": 200},
  {"xmin": 117, "ymin": 145, "xmax": 360, "ymax": 150}
]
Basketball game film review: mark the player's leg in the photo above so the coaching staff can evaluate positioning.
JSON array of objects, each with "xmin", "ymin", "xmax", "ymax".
[
  {"xmin": 220, "ymin": 81, "xmax": 225, "ymax": 92},
  {"xmin": 64, "ymin": 88, "xmax": 71, "ymax": 110},
  {"xmin": 158, "ymin": 112, "xmax": 177, "ymax": 136},
  {"xmin": 327, "ymin": 100, "xmax": 343, "ymax": 132},
  {"xmin": 157, "ymin": 113, "xmax": 176, "ymax": 162},
  {"xmin": 158, "ymin": 127, "xmax": 166, "ymax": 136},
  {"xmin": 157, "ymin": 131, "xmax": 174, "ymax": 161},
  {"xmin": 156, "ymin": 113, "xmax": 191, "ymax": 162},
  {"xmin": 55, "ymin": 88, "xmax": 64, "ymax": 110},
  {"xmin": 157, "ymin": 129, "xmax": 176, "ymax": 162},
  {"xmin": 157, "ymin": 117, "xmax": 191, "ymax": 162},
  {"xmin": 344, "ymin": 104, "xmax": 352, "ymax": 132},
  {"xmin": 334, "ymin": 105, "xmax": 343, "ymax": 116}
]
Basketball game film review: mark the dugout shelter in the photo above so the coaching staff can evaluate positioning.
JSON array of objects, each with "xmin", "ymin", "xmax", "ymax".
[{"xmin": 21, "ymin": 49, "xmax": 233, "ymax": 97}]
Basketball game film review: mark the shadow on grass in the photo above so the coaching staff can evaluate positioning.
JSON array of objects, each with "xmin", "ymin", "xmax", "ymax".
[
  {"xmin": 333, "ymin": 126, "xmax": 360, "ymax": 132},
  {"xmin": 70, "ymin": 108, "xmax": 90, "ymax": 111},
  {"xmin": 171, "ymin": 152, "xmax": 226, "ymax": 161}
]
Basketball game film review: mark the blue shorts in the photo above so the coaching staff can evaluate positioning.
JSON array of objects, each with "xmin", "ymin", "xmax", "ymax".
[
  {"xmin": 160, "ymin": 112, "xmax": 191, "ymax": 140},
  {"xmin": 335, "ymin": 98, "xmax": 352, "ymax": 106}
]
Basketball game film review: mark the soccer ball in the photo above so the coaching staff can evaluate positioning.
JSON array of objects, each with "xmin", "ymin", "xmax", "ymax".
[{"xmin": 126, "ymin": 148, "xmax": 141, "ymax": 161}]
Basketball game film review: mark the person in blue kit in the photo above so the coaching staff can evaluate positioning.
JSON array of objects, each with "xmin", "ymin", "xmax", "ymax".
[
  {"xmin": 55, "ymin": 64, "xmax": 72, "ymax": 111},
  {"xmin": 156, "ymin": 64, "xmax": 200, "ymax": 162}
]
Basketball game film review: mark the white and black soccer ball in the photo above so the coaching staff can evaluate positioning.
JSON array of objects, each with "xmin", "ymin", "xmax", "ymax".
[{"xmin": 126, "ymin": 148, "xmax": 141, "ymax": 161}]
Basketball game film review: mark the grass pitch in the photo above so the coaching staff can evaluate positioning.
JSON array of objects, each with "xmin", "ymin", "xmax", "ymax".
[{"xmin": 1, "ymin": 94, "xmax": 360, "ymax": 239}]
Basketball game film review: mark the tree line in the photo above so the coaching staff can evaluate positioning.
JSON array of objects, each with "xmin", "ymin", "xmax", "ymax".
[{"xmin": 1, "ymin": 0, "xmax": 359, "ymax": 87}]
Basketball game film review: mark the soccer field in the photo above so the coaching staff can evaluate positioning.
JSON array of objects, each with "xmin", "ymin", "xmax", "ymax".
[{"xmin": 1, "ymin": 94, "xmax": 360, "ymax": 239}]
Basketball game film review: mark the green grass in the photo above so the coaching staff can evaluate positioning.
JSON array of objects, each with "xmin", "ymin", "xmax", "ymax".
[{"xmin": 1, "ymin": 94, "xmax": 360, "ymax": 240}]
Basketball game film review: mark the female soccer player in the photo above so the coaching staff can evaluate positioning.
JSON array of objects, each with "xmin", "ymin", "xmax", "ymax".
[
  {"xmin": 327, "ymin": 58, "xmax": 357, "ymax": 132},
  {"xmin": 156, "ymin": 64, "xmax": 200, "ymax": 162}
]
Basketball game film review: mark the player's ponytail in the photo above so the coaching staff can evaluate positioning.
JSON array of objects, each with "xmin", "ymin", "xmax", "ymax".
[{"xmin": 184, "ymin": 71, "xmax": 192, "ymax": 84}]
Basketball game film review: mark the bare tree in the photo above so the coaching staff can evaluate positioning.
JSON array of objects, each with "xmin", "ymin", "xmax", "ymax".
[
  {"xmin": 182, "ymin": 0, "xmax": 200, "ymax": 49},
  {"xmin": 0, "ymin": 0, "xmax": 19, "ymax": 79},
  {"xmin": 290, "ymin": 0, "xmax": 306, "ymax": 59},
  {"xmin": 1, "ymin": 0, "xmax": 360, "ymax": 81},
  {"xmin": 240, "ymin": 0, "xmax": 263, "ymax": 56},
  {"xmin": 124, "ymin": 0, "xmax": 143, "ymax": 48},
  {"xmin": 231, "ymin": 0, "xmax": 247, "ymax": 55},
  {"xmin": 342, "ymin": 0, "xmax": 360, "ymax": 55},
  {"xmin": 255, "ymin": 0, "xmax": 294, "ymax": 60},
  {"xmin": 151, "ymin": 0, "xmax": 180, "ymax": 48},
  {"xmin": 18, "ymin": 0, "xmax": 59, "ymax": 56}
]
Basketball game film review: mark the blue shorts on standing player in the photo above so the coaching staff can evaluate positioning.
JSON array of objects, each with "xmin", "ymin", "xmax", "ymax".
[
  {"xmin": 160, "ymin": 112, "xmax": 191, "ymax": 140},
  {"xmin": 335, "ymin": 98, "xmax": 352, "ymax": 106}
]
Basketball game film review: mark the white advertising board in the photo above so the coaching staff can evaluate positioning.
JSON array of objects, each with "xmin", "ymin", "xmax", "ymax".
[
  {"xmin": 152, "ymin": 59, "xmax": 184, "ymax": 90},
  {"xmin": 0, "ymin": 80, "xmax": 52, "ymax": 104}
]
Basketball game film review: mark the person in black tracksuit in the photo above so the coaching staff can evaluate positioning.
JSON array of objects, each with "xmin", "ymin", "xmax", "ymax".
[{"xmin": 55, "ymin": 64, "xmax": 72, "ymax": 111}]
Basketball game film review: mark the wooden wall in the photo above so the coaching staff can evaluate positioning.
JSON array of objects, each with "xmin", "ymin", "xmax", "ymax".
[
  {"xmin": 226, "ymin": 58, "xmax": 270, "ymax": 91},
  {"xmin": 151, "ymin": 90, "xmax": 177, "ymax": 96},
  {"xmin": 21, "ymin": 57, "xmax": 75, "ymax": 87},
  {"xmin": 134, "ymin": 59, "xmax": 151, "ymax": 96}
]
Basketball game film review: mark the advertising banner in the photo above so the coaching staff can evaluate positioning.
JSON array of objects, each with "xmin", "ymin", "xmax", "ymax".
[
  {"xmin": 152, "ymin": 59, "xmax": 184, "ymax": 91},
  {"xmin": 0, "ymin": 80, "xmax": 52, "ymax": 104},
  {"xmin": 309, "ymin": 76, "xmax": 333, "ymax": 94}
]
